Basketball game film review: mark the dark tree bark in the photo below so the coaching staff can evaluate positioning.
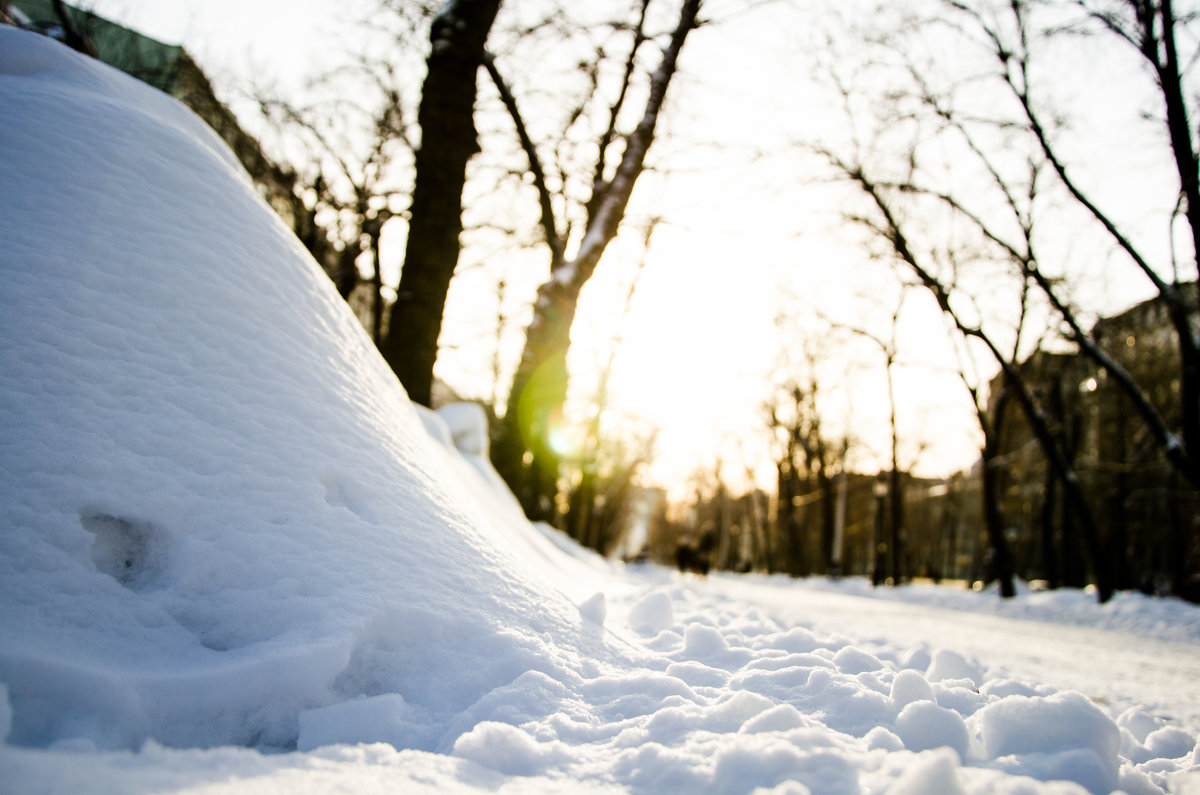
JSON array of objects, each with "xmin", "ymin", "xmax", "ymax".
[
  {"xmin": 981, "ymin": 429, "xmax": 1016, "ymax": 597},
  {"xmin": 961, "ymin": 336, "xmax": 1016, "ymax": 597},
  {"xmin": 798, "ymin": 414, "xmax": 839, "ymax": 575},
  {"xmin": 770, "ymin": 377, "xmax": 845, "ymax": 577},
  {"xmin": 1068, "ymin": 0, "xmax": 1200, "ymax": 488},
  {"xmin": 816, "ymin": 455, "xmax": 836, "ymax": 574},
  {"xmin": 51, "ymin": 0, "xmax": 95, "ymax": 56},
  {"xmin": 776, "ymin": 458, "xmax": 806, "ymax": 576},
  {"xmin": 380, "ymin": 0, "xmax": 502, "ymax": 406}
]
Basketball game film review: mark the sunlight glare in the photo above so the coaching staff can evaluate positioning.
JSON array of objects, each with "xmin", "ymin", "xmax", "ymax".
[
  {"xmin": 569, "ymin": 231, "xmax": 780, "ymax": 497},
  {"xmin": 545, "ymin": 415, "xmax": 588, "ymax": 463}
]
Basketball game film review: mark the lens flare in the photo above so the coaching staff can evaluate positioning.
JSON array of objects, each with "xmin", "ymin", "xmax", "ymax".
[{"xmin": 545, "ymin": 416, "xmax": 588, "ymax": 462}]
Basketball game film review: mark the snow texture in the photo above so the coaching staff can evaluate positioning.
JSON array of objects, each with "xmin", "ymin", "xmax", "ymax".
[{"xmin": 1, "ymin": 26, "xmax": 1199, "ymax": 795}]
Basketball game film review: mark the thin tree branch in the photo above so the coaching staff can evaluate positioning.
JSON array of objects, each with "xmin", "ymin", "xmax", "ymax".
[
  {"xmin": 573, "ymin": 0, "xmax": 702, "ymax": 282},
  {"xmin": 587, "ymin": 0, "xmax": 652, "ymax": 223},
  {"xmin": 482, "ymin": 52, "xmax": 566, "ymax": 268}
]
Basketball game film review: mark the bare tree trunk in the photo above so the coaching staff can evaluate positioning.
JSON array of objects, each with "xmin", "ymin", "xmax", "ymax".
[
  {"xmin": 818, "ymin": 464, "xmax": 836, "ymax": 574},
  {"xmin": 1154, "ymin": 0, "xmax": 1200, "ymax": 478},
  {"xmin": 493, "ymin": 0, "xmax": 702, "ymax": 518},
  {"xmin": 982, "ymin": 389, "xmax": 1016, "ymax": 598},
  {"xmin": 366, "ymin": 215, "xmax": 385, "ymax": 345},
  {"xmin": 872, "ymin": 480, "xmax": 887, "ymax": 586},
  {"xmin": 842, "ymin": 302, "xmax": 907, "ymax": 583},
  {"xmin": 380, "ymin": 0, "xmax": 502, "ymax": 406},
  {"xmin": 51, "ymin": 0, "xmax": 94, "ymax": 56},
  {"xmin": 776, "ymin": 463, "xmax": 803, "ymax": 576},
  {"xmin": 887, "ymin": 374, "xmax": 905, "ymax": 585}
]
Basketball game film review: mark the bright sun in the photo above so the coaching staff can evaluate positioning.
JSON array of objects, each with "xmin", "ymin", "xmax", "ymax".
[{"xmin": 566, "ymin": 233, "xmax": 782, "ymax": 497}]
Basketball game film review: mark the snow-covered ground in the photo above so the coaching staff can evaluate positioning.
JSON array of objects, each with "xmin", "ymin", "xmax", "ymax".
[{"xmin": 1, "ymin": 26, "xmax": 1198, "ymax": 794}]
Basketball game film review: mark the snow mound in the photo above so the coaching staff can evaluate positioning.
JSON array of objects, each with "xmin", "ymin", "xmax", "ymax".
[{"xmin": 0, "ymin": 26, "xmax": 593, "ymax": 752}]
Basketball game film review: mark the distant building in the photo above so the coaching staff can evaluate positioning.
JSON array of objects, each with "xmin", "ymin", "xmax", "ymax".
[{"xmin": 986, "ymin": 285, "xmax": 1199, "ymax": 594}]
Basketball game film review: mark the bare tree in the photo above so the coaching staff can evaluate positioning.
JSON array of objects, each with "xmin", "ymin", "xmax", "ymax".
[
  {"xmin": 997, "ymin": 0, "xmax": 1200, "ymax": 488},
  {"xmin": 488, "ymin": 0, "xmax": 705, "ymax": 520},
  {"xmin": 838, "ymin": 296, "xmax": 913, "ymax": 585},
  {"xmin": 817, "ymin": 146, "xmax": 1116, "ymax": 600},
  {"xmin": 254, "ymin": 58, "xmax": 415, "ymax": 343},
  {"xmin": 943, "ymin": 281, "xmax": 1044, "ymax": 598},
  {"xmin": 563, "ymin": 221, "xmax": 659, "ymax": 550},
  {"xmin": 767, "ymin": 335, "xmax": 850, "ymax": 577},
  {"xmin": 939, "ymin": 1, "xmax": 1200, "ymax": 475},
  {"xmin": 380, "ymin": 0, "xmax": 504, "ymax": 406},
  {"xmin": 800, "ymin": 0, "xmax": 1200, "ymax": 599}
]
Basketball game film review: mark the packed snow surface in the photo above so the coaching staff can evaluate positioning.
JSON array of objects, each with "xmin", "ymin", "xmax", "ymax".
[{"xmin": 1, "ymin": 26, "xmax": 1198, "ymax": 794}]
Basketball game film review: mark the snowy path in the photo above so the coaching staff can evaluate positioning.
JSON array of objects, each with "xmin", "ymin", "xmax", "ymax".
[{"xmin": 707, "ymin": 576, "xmax": 1200, "ymax": 735}]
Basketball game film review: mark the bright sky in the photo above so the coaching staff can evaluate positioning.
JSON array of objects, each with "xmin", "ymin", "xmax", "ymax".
[{"xmin": 76, "ymin": 0, "xmax": 1117, "ymax": 497}]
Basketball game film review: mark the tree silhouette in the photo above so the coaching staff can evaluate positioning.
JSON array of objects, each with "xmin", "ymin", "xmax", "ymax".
[{"xmin": 380, "ymin": 0, "xmax": 503, "ymax": 406}]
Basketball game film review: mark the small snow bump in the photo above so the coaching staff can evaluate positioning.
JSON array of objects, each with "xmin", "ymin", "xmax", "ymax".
[
  {"xmin": 1145, "ymin": 725, "xmax": 1196, "ymax": 759},
  {"xmin": 979, "ymin": 678, "xmax": 1041, "ymax": 700},
  {"xmin": 885, "ymin": 748, "xmax": 966, "ymax": 795},
  {"xmin": 890, "ymin": 669, "xmax": 935, "ymax": 708},
  {"xmin": 578, "ymin": 592, "xmax": 607, "ymax": 626},
  {"xmin": 1116, "ymin": 707, "xmax": 1163, "ymax": 744},
  {"xmin": 901, "ymin": 647, "xmax": 932, "ymax": 671},
  {"xmin": 451, "ymin": 721, "xmax": 569, "ymax": 776},
  {"xmin": 740, "ymin": 703, "xmax": 809, "ymax": 734},
  {"xmin": 833, "ymin": 646, "xmax": 884, "ymax": 675},
  {"xmin": 926, "ymin": 649, "xmax": 983, "ymax": 687},
  {"xmin": 681, "ymin": 623, "xmax": 728, "ymax": 658},
  {"xmin": 864, "ymin": 725, "xmax": 904, "ymax": 752},
  {"xmin": 894, "ymin": 700, "xmax": 969, "ymax": 759},
  {"xmin": 435, "ymin": 402, "xmax": 490, "ymax": 457},
  {"xmin": 970, "ymin": 690, "xmax": 1121, "ymax": 793},
  {"xmin": 773, "ymin": 626, "xmax": 821, "ymax": 654},
  {"xmin": 665, "ymin": 660, "xmax": 729, "ymax": 689},
  {"xmin": 629, "ymin": 590, "xmax": 674, "ymax": 635}
]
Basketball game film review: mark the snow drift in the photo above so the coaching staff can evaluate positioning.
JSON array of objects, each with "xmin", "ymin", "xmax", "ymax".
[
  {"xmin": 0, "ymin": 25, "xmax": 600, "ymax": 753},
  {"xmin": 2, "ymin": 25, "xmax": 1199, "ymax": 795}
]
